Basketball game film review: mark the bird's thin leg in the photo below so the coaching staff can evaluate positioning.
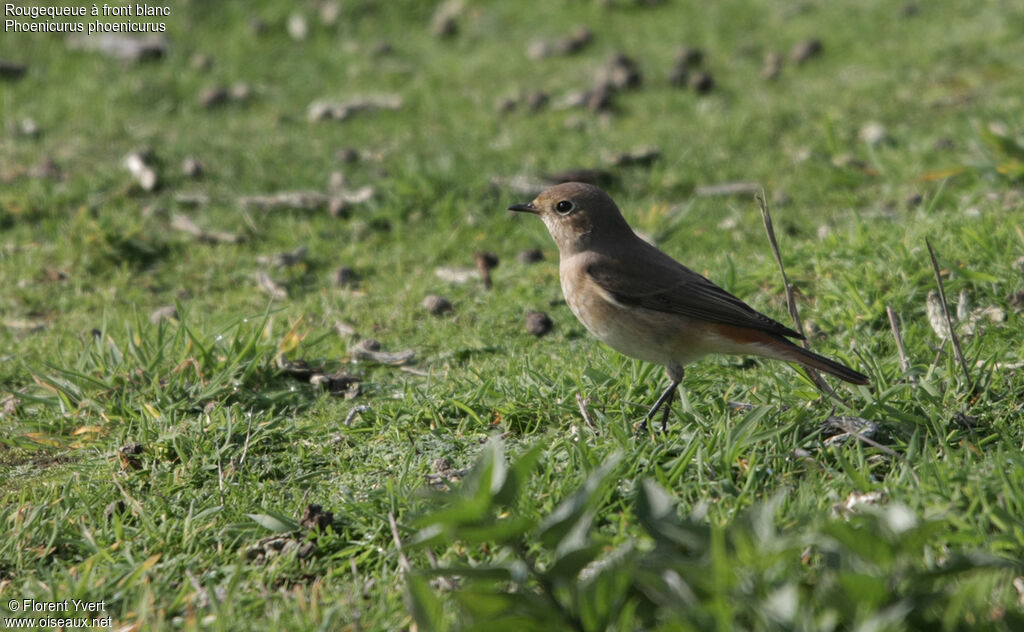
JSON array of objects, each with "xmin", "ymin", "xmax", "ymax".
[
  {"xmin": 659, "ymin": 385, "xmax": 676, "ymax": 434},
  {"xmin": 637, "ymin": 377, "xmax": 681, "ymax": 435}
]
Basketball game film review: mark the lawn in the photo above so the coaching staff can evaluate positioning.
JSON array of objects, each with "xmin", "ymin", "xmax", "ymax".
[{"xmin": 2, "ymin": 0, "xmax": 1024, "ymax": 629}]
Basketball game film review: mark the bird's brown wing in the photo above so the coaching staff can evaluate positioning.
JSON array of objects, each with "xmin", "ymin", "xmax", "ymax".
[{"xmin": 585, "ymin": 247, "xmax": 803, "ymax": 339}]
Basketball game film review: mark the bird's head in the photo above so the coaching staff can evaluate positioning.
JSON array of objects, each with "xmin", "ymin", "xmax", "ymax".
[{"xmin": 508, "ymin": 182, "xmax": 632, "ymax": 254}]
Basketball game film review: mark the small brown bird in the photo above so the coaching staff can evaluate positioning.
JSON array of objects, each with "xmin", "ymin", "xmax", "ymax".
[{"xmin": 508, "ymin": 182, "xmax": 868, "ymax": 432}]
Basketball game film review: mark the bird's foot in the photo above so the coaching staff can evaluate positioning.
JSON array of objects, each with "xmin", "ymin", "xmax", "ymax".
[{"xmin": 635, "ymin": 378, "xmax": 680, "ymax": 437}]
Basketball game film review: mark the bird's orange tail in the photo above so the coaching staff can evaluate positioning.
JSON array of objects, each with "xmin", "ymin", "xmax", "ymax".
[{"xmin": 776, "ymin": 340, "xmax": 869, "ymax": 385}]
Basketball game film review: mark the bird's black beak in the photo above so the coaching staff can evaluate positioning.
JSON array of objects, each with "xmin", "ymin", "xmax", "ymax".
[{"xmin": 507, "ymin": 202, "xmax": 539, "ymax": 214}]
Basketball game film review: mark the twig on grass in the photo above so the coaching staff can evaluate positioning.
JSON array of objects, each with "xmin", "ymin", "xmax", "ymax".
[
  {"xmin": 575, "ymin": 393, "xmax": 599, "ymax": 432},
  {"xmin": 756, "ymin": 191, "xmax": 846, "ymax": 405},
  {"xmin": 344, "ymin": 404, "xmax": 370, "ymax": 426},
  {"xmin": 425, "ymin": 549, "xmax": 455, "ymax": 590},
  {"xmin": 925, "ymin": 238, "xmax": 973, "ymax": 390},
  {"xmin": 389, "ymin": 508, "xmax": 452, "ymax": 598},
  {"xmin": 239, "ymin": 411, "xmax": 254, "ymax": 465},
  {"xmin": 217, "ymin": 451, "xmax": 225, "ymax": 498},
  {"xmin": 927, "ymin": 339, "xmax": 953, "ymax": 382},
  {"xmin": 886, "ymin": 305, "xmax": 915, "ymax": 382},
  {"xmin": 388, "ymin": 511, "xmax": 411, "ymax": 574},
  {"xmin": 695, "ymin": 180, "xmax": 761, "ymax": 197}
]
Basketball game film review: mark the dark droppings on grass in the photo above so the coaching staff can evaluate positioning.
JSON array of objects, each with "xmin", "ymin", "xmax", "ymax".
[
  {"xmin": 336, "ymin": 147, "xmax": 360, "ymax": 163},
  {"xmin": 28, "ymin": 156, "xmax": 62, "ymax": 180},
  {"xmin": 689, "ymin": 71, "xmax": 715, "ymax": 94},
  {"xmin": 104, "ymin": 500, "xmax": 128, "ymax": 520},
  {"xmin": 310, "ymin": 371, "xmax": 361, "ymax": 398},
  {"xmin": 4, "ymin": 317, "xmax": 48, "ymax": 336},
  {"xmin": 474, "ymin": 251, "xmax": 499, "ymax": 289},
  {"xmin": 544, "ymin": 167, "xmax": 616, "ymax": 186},
  {"xmin": 199, "ymin": 86, "xmax": 230, "ymax": 108},
  {"xmin": 277, "ymin": 355, "xmax": 363, "ymax": 397},
  {"xmin": 40, "ymin": 268, "xmax": 68, "ymax": 283},
  {"xmin": 524, "ymin": 91, "xmax": 550, "ymax": 113},
  {"xmin": 350, "ymin": 338, "xmax": 415, "ymax": 366},
  {"xmin": 333, "ymin": 265, "xmax": 360, "ymax": 288},
  {"xmin": 791, "ymin": 38, "xmax": 824, "ymax": 64},
  {"xmin": 607, "ymin": 146, "xmax": 661, "ymax": 167},
  {"xmin": 248, "ymin": 505, "xmax": 336, "ymax": 563},
  {"xmin": 525, "ymin": 310, "xmax": 554, "ymax": 337},
  {"xmin": 256, "ymin": 272, "xmax": 288, "ymax": 300},
  {"xmin": 588, "ymin": 82, "xmax": 616, "ymax": 114},
  {"xmin": 181, "ymin": 156, "xmax": 204, "ymax": 178},
  {"xmin": 67, "ymin": 33, "xmax": 168, "ymax": 62},
  {"xmin": 1007, "ymin": 291, "xmax": 1024, "ymax": 311},
  {"xmin": 821, "ymin": 415, "xmax": 880, "ymax": 446},
  {"xmin": 422, "ymin": 294, "xmax": 453, "ymax": 316},
  {"xmin": 199, "ymin": 84, "xmax": 253, "ymax": 108},
  {"xmin": 277, "ymin": 355, "xmax": 316, "ymax": 380},
  {"xmin": 548, "ymin": 83, "xmax": 606, "ymax": 114},
  {"xmin": 516, "ymin": 248, "xmax": 545, "ymax": 264},
  {"xmin": 527, "ymin": 25, "xmax": 594, "ymax": 60},
  {"xmin": 247, "ymin": 535, "xmax": 308, "ymax": 563},
  {"xmin": 674, "ymin": 45, "xmax": 705, "ymax": 68},
  {"xmin": 258, "ymin": 246, "xmax": 309, "ymax": 268},
  {"xmin": 600, "ymin": 52, "xmax": 643, "ymax": 91},
  {"xmin": 0, "ymin": 59, "xmax": 27, "ymax": 80},
  {"xmin": 668, "ymin": 45, "xmax": 705, "ymax": 87},
  {"xmin": 299, "ymin": 504, "xmax": 334, "ymax": 532},
  {"xmin": 430, "ymin": 0, "xmax": 461, "ymax": 38},
  {"xmin": 307, "ymin": 95, "xmax": 402, "ymax": 122},
  {"xmin": 117, "ymin": 443, "xmax": 145, "ymax": 471},
  {"xmin": 494, "ymin": 95, "xmax": 518, "ymax": 113},
  {"xmin": 425, "ymin": 457, "xmax": 468, "ymax": 490},
  {"xmin": 190, "ymin": 52, "xmax": 213, "ymax": 71},
  {"xmin": 149, "ymin": 305, "xmax": 178, "ymax": 324}
]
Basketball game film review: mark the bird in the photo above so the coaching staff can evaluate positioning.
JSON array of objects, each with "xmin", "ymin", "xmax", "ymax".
[{"xmin": 507, "ymin": 182, "xmax": 868, "ymax": 432}]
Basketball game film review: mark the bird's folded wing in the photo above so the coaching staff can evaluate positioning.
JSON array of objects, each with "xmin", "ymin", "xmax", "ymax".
[{"xmin": 586, "ymin": 254, "xmax": 802, "ymax": 339}]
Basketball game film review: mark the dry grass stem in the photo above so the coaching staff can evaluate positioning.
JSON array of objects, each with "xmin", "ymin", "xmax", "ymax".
[
  {"xmin": 756, "ymin": 191, "xmax": 845, "ymax": 404},
  {"xmin": 925, "ymin": 238, "xmax": 973, "ymax": 390}
]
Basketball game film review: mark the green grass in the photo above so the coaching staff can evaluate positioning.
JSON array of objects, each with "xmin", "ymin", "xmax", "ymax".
[{"xmin": 2, "ymin": 0, "xmax": 1024, "ymax": 629}]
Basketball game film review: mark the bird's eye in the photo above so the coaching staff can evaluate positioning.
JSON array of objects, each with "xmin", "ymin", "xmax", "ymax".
[{"xmin": 555, "ymin": 200, "xmax": 574, "ymax": 214}]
